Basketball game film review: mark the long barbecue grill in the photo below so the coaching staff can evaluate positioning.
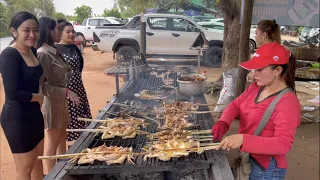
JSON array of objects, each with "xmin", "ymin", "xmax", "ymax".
[{"xmin": 44, "ymin": 61, "xmax": 233, "ymax": 180}]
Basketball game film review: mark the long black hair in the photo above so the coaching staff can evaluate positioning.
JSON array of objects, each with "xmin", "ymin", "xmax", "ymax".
[
  {"xmin": 9, "ymin": 11, "xmax": 38, "ymax": 40},
  {"xmin": 270, "ymin": 53, "xmax": 296, "ymax": 91},
  {"xmin": 37, "ymin": 17, "xmax": 57, "ymax": 49}
]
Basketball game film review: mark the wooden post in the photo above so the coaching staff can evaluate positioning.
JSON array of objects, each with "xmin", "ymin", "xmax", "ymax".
[{"xmin": 235, "ymin": 0, "xmax": 254, "ymax": 97}]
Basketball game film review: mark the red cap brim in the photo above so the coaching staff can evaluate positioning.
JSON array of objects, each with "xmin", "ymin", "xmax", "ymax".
[{"xmin": 239, "ymin": 57, "xmax": 271, "ymax": 70}]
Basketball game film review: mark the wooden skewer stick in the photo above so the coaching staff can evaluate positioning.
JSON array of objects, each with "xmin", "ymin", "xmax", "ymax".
[
  {"xmin": 38, "ymin": 144, "xmax": 220, "ymax": 160},
  {"xmin": 188, "ymin": 110, "xmax": 219, "ymax": 114},
  {"xmin": 189, "ymin": 129, "xmax": 212, "ymax": 134},
  {"xmin": 78, "ymin": 117, "xmax": 113, "ymax": 122},
  {"xmin": 192, "ymin": 135, "xmax": 213, "ymax": 138},
  {"xmin": 66, "ymin": 129, "xmax": 150, "ymax": 134},
  {"xmin": 96, "ymin": 110, "xmax": 162, "ymax": 125},
  {"xmin": 78, "ymin": 118, "xmax": 149, "ymax": 126},
  {"xmin": 149, "ymin": 138, "xmax": 213, "ymax": 143},
  {"xmin": 137, "ymin": 145, "xmax": 220, "ymax": 156},
  {"xmin": 194, "ymin": 103, "xmax": 224, "ymax": 106},
  {"xmin": 147, "ymin": 130, "xmax": 212, "ymax": 138},
  {"xmin": 38, "ymin": 150, "xmax": 134, "ymax": 160},
  {"xmin": 200, "ymin": 143, "xmax": 220, "ymax": 147}
]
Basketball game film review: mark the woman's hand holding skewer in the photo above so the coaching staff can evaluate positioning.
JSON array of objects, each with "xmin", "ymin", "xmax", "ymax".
[{"xmin": 215, "ymin": 134, "xmax": 243, "ymax": 151}]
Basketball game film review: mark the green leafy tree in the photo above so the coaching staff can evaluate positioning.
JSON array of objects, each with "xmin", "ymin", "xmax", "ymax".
[
  {"xmin": 65, "ymin": 15, "xmax": 77, "ymax": 21},
  {"xmin": 0, "ymin": 2, "xmax": 11, "ymax": 37},
  {"xmin": 35, "ymin": 0, "xmax": 55, "ymax": 17},
  {"xmin": 116, "ymin": 0, "xmax": 158, "ymax": 17},
  {"xmin": 103, "ymin": 7, "xmax": 122, "ymax": 18},
  {"xmin": 53, "ymin": 12, "xmax": 66, "ymax": 20},
  {"xmin": 4, "ymin": 0, "xmax": 54, "ymax": 17},
  {"xmin": 74, "ymin": 5, "xmax": 92, "ymax": 23},
  {"xmin": 1, "ymin": 0, "xmax": 55, "ymax": 37}
]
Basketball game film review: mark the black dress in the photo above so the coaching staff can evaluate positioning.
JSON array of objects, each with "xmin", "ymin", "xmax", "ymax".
[
  {"xmin": 0, "ymin": 47, "xmax": 44, "ymax": 153},
  {"xmin": 55, "ymin": 44, "xmax": 92, "ymax": 141}
]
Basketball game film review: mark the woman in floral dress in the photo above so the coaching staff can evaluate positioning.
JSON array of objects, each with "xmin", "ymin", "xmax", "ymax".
[{"xmin": 55, "ymin": 21, "xmax": 92, "ymax": 141}]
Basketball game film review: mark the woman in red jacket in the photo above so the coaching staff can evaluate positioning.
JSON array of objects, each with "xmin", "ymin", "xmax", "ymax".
[{"xmin": 212, "ymin": 42, "xmax": 300, "ymax": 180}]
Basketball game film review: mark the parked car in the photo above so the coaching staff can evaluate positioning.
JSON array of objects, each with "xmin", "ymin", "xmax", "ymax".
[
  {"xmin": 92, "ymin": 14, "xmax": 225, "ymax": 67},
  {"xmin": 189, "ymin": 15, "xmax": 216, "ymax": 22},
  {"xmin": 197, "ymin": 18, "xmax": 224, "ymax": 27},
  {"xmin": 92, "ymin": 14, "xmax": 228, "ymax": 67},
  {"xmin": 74, "ymin": 17, "xmax": 125, "ymax": 46},
  {"xmin": 92, "ymin": 14, "xmax": 256, "ymax": 67},
  {"xmin": 197, "ymin": 19, "xmax": 257, "ymax": 52}
]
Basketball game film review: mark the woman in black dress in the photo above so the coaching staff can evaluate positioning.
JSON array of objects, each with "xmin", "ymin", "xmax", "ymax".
[
  {"xmin": 55, "ymin": 21, "xmax": 92, "ymax": 142},
  {"xmin": 0, "ymin": 11, "xmax": 44, "ymax": 180}
]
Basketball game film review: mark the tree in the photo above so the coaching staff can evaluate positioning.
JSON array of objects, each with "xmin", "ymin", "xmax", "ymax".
[
  {"xmin": 103, "ymin": 7, "xmax": 122, "ymax": 18},
  {"xmin": 216, "ymin": 0, "xmax": 242, "ymax": 69},
  {"xmin": 53, "ymin": 12, "xmax": 66, "ymax": 20},
  {"xmin": 74, "ymin": 5, "xmax": 92, "ymax": 22},
  {"xmin": 65, "ymin": 15, "xmax": 77, "ymax": 21},
  {"xmin": 4, "ymin": 0, "xmax": 55, "ymax": 18},
  {"xmin": 0, "ymin": 2, "xmax": 11, "ymax": 38},
  {"xmin": 1, "ymin": 0, "xmax": 55, "ymax": 37},
  {"xmin": 116, "ymin": 0, "xmax": 158, "ymax": 17},
  {"xmin": 34, "ymin": 0, "xmax": 55, "ymax": 17}
]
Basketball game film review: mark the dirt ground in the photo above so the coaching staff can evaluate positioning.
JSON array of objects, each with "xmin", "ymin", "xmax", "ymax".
[{"xmin": 0, "ymin": 41, "xmax": 319, "ymax": 180}]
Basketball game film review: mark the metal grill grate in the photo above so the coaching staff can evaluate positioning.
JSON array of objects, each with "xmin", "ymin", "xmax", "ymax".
[{"xmin": 66, "ymin": 66, "xmax": 216, "ymax": 175}]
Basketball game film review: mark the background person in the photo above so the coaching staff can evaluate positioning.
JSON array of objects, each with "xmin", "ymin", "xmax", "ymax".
[
  {"xmin": 55, "ymin": 21, "xmax": 92, "ymax": 142},
  {"xmin": 212, "ymin": 42, "xmax": 300, "ymax": 180},
  {"xmin": 0, "ymin": 11, "xmax": 44, "ymax": 180},
  {"xmin": 247, "ymin": 19, "xmax": 281, "ymax": 83},
  {"xmin": 37, "ymin": 16, "xmax": 80, "ymax": 172}
]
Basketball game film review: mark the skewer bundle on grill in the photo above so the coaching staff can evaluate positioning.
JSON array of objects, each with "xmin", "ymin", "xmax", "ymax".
[
  {"xmin": 158, "ymin": 113, "xmax": 194, "ymax": 130},
  {"xmin": 71, "ymin": 117, "xmax": 150, "ymax": 139},
  {"xmin": 143, "ymin": 136, "xmax": 202, "ymax": 161},
  {"xmin": 142, "ymin": 129, "xmax": 217, "ymax": 161},
  {"xmin": 69, "ymin": 144, "xmax": 134, "ymax": 165}
]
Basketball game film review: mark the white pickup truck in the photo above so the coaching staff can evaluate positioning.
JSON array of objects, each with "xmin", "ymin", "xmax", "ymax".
[
  {"xmin": 74, "ymin": 17, "xmax": 125, "ymax": 46},
  {"xmin": 92, "ymin": 14, "xmax": 257, "ymax": 67}
]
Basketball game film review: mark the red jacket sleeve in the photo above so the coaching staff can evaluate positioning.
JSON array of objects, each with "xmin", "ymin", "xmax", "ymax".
[
  {"xmin": 218, "ymin": 83, "xmax": 259, "ymax": 126},
  {"xmin": 241, "ymin": 93, "xmax": 301, "ymax": 155}
]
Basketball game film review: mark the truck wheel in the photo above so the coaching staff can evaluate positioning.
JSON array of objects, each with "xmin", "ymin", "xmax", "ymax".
[
  {"xmin": 116, "ymin": 46, "xmax": 137, "ymax": 64},
  {"xmin": 203, "ymin": 46, "xmax": 222, "ymax": 68},
  {"xmin": 249, "ymin": 39, "xmax": 256, "ymax": 53}
]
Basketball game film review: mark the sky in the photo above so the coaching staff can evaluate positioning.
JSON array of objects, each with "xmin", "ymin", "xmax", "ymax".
[{"xmin": 53, "ymin": 0, "xmax": 115, "ymax": 16}]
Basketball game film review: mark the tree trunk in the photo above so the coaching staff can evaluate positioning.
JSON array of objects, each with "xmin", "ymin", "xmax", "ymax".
[
  {"xmin": 217, "ymin": 0, "xmax": 242, "ymax": 70},
  {"xmin": 236, "ymin": 0, "xmax": 254, "ymax": 97}
]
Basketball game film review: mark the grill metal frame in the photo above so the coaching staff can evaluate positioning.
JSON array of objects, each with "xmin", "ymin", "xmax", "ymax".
[{"xmin": 44, "ymin": 66, "xmax": 233, "ymax": 180}]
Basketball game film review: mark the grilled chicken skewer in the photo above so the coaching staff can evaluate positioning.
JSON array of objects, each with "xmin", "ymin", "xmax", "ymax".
[
  {"xmin": 37, "ymin": 144, "xmax": 220, "ymax": 160},
  {"xmin": 142, "ymin": 136, "xmax": 219, "ymax": 161}
]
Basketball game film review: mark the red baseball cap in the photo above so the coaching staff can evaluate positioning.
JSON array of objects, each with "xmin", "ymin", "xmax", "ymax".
[{"xmin": 240, "ymin": 42, "xmax": 290, "ymax": 70}]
